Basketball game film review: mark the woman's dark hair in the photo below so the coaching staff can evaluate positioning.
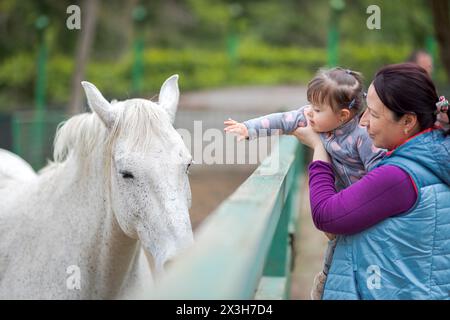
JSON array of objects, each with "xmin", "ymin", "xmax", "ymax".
[{"xmin": 373, "ymin": 63, "xmax": 449, "ymax": 135}]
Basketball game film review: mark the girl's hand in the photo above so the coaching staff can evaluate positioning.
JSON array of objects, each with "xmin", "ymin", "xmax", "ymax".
[
  {"xmin": 325, "ymin": 232, "xmax": 336, "ymax": 241},
  {"xmin": 224, "ymin": 118, "xmax": 249, "ymax": 141},
  {"xmin": 291, "ymin": 118, "xmax": 322, "ymax": 149}
]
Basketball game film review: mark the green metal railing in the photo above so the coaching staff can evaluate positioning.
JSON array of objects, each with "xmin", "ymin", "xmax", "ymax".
[
  {"xmin": 32, "ymin": 15, "xmax": 50, "ymax": 171},
  {"xmin": 152, "ymin": 136, "xmax": 305, "ymax": 299},
  {"xmin": 7, "ymin": 111, "xmax": 67, "ymax": 170},
  {"xmin": 327, "ymin": 0, "xmax": 345, "ymax": 67},
  {"xmin": 131, "ymin": 6, "xmax": 147, "ymax": 94}
]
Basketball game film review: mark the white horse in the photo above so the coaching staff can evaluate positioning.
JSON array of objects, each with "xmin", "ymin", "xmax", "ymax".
[
  {"xmin": 0, "ymin": 149, "xmax": 36, "ymax": 187},
  {"xmin": 0, "ymin": 75, "xmax": 194, "ymax": 299}
]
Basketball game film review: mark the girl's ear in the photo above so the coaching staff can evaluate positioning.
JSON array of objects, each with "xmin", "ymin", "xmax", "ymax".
[{"xmin": 339, "ymin": 109, "xmax": 352, "ymax": 122}]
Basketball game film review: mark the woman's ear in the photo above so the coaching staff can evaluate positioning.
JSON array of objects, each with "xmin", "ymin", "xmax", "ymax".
[
  {"xmin": 402, "ymin": 113, "xmax": 418, "ymax": 131},
  {"xmin": 339, "ymin": 109, "xmax": 352, "ymax": 122}
]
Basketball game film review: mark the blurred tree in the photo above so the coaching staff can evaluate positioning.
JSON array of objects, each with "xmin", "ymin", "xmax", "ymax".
[
  {"xmin": 0, "ymin": 0, "xmax": 448, "ymax": 111},
  {"xmin": 68, "ymin": 0, "xmax": 99, "ymax": 114},
  {"xmin": 430, "ymin": 0, "xmax": 450, "ymax": 81},
  {"xmin": 337, "ymin": 0, "xmax": 433, "ymax": 47},
  {"xmin": 0, "ymin": 0, "xmax": 77, "ymax": 59}
]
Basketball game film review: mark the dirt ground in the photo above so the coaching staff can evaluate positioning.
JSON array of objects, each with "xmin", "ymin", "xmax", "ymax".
[
  {"xmin": 188, "ymin": 168, "xmax": 327, "ymax": 300},
  {"xmin": 188, "ymin": 168, "xmax": 253, "ymax": 229}
]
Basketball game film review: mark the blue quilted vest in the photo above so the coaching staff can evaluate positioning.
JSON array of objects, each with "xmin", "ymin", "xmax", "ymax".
[{"xmin": 323, "ymin": 129, "xmax": 450, "ymax": 300}]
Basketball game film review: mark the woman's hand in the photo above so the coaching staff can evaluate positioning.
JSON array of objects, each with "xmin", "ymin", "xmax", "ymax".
[
  {"xmin": 291, "ymin": 120, "xmax": 322, "ymax": 149},
  {"xmin": 291, "ymin": 117, "xmax": 331, "ymax": 163},
  {"xmin": 224, "ymin": 118, "xmax": 249, "ymax": 141}
]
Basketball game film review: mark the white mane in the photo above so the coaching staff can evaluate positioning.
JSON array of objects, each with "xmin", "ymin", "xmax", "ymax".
[{"xmin": 52, "ymin": 99, "xmax": 173, "ymax": 167}]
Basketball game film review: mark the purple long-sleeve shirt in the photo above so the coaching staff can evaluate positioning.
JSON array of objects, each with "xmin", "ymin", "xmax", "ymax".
[{"xmin": 309, "ymin": 160, "xmax": 417, "ymax": 235}]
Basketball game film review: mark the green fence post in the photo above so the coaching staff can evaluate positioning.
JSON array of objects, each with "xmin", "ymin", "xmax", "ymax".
[
  {"xmin": 226, "ymin": 3, "xmax": 243, "ymax": 79},
  {"xmin": 263, "ymin": 195, "xmax": 292, "ymax": 276},
  {"xmin": 327, "ymin": 0, "xmax": 345, "ymax": 67},
  {"xmin": 12, "ymin": 114, "xmax": 22, "ymax": 157},
  {"xmin": 31, "ymin": 15, "xmax": 49, "ymax": 169},
  {"xmin": 259, "ymin": 142, "xmax": 302, "ymax": 299},
  {"xmin": 132, "ymin": 6, "xmax": 147, "ymax": 94},
  {"xmin": 288, "ymin": 144, "xmax": 304, "ymax": 270}
]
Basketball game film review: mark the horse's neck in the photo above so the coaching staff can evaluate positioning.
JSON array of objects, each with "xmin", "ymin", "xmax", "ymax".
[
  {"xmin": 35, "ymin": 149, "xmax": 135, "ymax": 251},
  {"xmin": 0, "ymin": 148, "xmax": 148, "ymax": 299},
  {"xmin": 41, "ymin": 153, "xmax": 110, "ymax": 216}
]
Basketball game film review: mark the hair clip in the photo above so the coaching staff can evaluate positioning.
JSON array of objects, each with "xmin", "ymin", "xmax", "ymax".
[
  {"xmin": 345, "ymin": 69, "xmax": 352, "ymax": 75},
  {"xmin": 435, "ymin": 96, "xmax": 449, "ymax": 115},
  {"xmin": 348, "ymin": 98, "xmax": 356, "ymax": 109}
]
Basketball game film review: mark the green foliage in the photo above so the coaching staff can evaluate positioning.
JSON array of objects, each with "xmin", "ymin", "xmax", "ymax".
[
  {"xmin": 0, "ymin": 53, "xmax": 35, "ymax": 109},
  {"xmin": 3, "ymin": 39, "xmax": 441, "ymax": 111},
  {"xmin": 0, "ymin": 53, "xmax": 35, "ymax": 87},
  {"xmin": 0, "ymin": 0, "xmax": 448, "ymax": 111}
]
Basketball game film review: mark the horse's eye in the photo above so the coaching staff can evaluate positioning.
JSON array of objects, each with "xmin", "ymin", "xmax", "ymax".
[
  {"xmin": 186, "ymin": 161, "xmax": 193, "ymax": 174},
  {"xmin": 120, "ymin": 171, "xmax": 134, "ymax": 179}
]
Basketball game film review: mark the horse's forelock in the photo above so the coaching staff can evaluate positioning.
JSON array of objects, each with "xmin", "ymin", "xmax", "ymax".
[{"xmin": 114, "ymin": 99, "xmax": 174, "ymax": 152}]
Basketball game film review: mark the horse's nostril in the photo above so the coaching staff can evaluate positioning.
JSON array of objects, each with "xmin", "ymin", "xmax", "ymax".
[{"xmin": 164, "ymin": 258, "xmax": 175, "ymax": 270}]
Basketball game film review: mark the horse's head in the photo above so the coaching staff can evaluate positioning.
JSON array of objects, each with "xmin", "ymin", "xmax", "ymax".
[{"xmin": 81, "ymin": 75, "xmax": 193, "ymax": 274}]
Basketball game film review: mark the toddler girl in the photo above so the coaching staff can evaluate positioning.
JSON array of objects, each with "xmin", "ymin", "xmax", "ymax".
[{"xmin": 224, "ymin": 67, "xmax": 386, "ymax": 299}]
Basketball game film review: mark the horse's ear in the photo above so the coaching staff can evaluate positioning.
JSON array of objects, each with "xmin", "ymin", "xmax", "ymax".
[
  {"xmin": 158, "ymin": 74, "xmax": 179, "ymax": 124},
  {"xmin": 81, "ymin": 81, "xmax": 115, "ymax": 128}
]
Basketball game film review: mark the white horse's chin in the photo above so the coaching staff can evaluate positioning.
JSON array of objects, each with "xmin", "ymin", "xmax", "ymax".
[
  {"xmin": 152, "ymin": 252, "xmax": 174, "ymax": 277},
  {"xmin": 152, "ymin": 233, "xmax": 194, "ymax": 277}
]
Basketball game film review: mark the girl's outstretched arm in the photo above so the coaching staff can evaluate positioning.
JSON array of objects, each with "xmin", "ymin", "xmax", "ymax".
[
  {"xmin": 241, "ymin": 106, "xmax": 308, "ymax": 139},
  {"xmin": 223, "ymin": 118, "xmax": 249, "ymax": 141}
]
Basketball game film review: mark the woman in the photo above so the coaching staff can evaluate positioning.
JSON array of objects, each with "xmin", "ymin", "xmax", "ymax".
[{"xmin": 293, "ymin": 63, "xmax": 450, "ymax": 299}]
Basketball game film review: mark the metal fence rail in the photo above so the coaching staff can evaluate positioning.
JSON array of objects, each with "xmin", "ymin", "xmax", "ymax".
[
  {"xmin": 152, "ymin": 136, "xmax": 304, "ymax": 299},
  {"xmin": 0, "ymin": 111, "xmax": 67, "ymax": 170}
]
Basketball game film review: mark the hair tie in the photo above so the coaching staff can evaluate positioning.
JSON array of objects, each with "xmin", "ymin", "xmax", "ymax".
[{"xmin": 435, "ymin": 96, "xmax": 449, "ymax": 115}]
